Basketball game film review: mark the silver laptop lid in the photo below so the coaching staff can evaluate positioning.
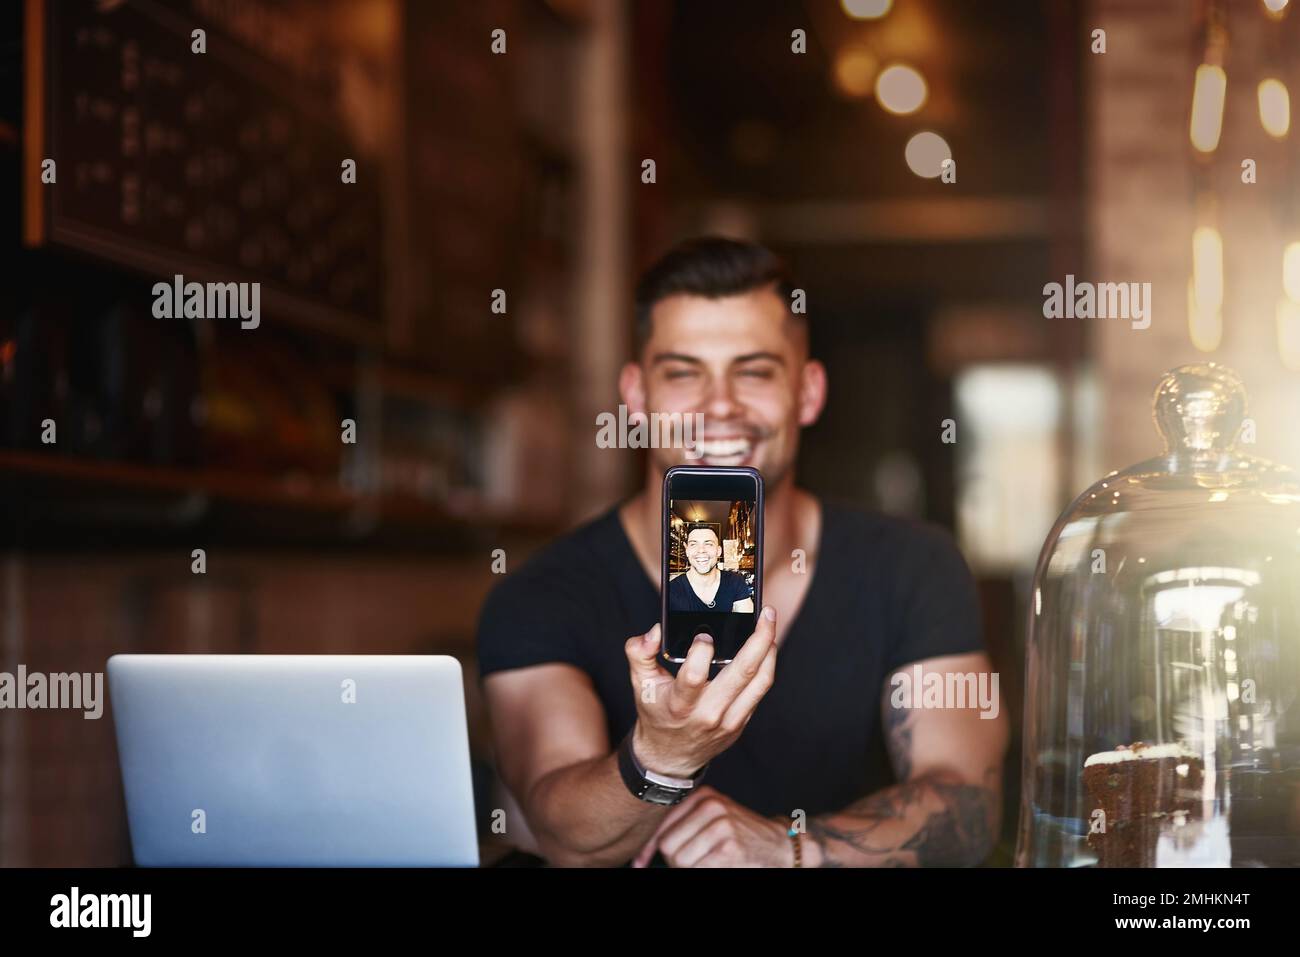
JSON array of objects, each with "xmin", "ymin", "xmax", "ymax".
[{"xmin": 108, "ymin": 655, "xmax": 479, "ymax": 867}]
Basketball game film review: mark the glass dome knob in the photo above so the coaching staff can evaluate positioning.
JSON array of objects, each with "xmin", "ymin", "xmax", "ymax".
[{"xmin": 1152, "ymin": 363, "xmax": 1247, "ymax": 455}]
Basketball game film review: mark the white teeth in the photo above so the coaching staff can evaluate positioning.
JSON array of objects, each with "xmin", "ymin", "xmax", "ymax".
[{"xmin": 696, "ymin": 438, "xmax": 750, "ymax": 457}]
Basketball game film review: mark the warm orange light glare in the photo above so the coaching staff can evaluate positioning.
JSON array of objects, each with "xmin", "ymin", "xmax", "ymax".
[
  {"xmin": 1188, "ymin": 278, "xmax": 1223, "ymax": 352},
  {"xmin": 1278, "ymin": 299, "xmax": 1300, "ymax": 370},
  {"xmin": 841, "ymin": 0, "xmax": 892, "ymax": 20},
  {"xmin": 1190, "ymin": 64, "xmax": 1227, "ymax": 152},
  {"xmin": 1283, "ymin": 242, "xmax": 1300, "ymax": 302},
  {"xmin": 833, "ymin": 48, "xmax": 878, "ymax": 98},
  {"xmin": 1192, "ymin": 226, "xmax": 1224, "ymax": 311},
  {"xmin": 875, "ymin": 64, "xmax": 927, "ymax": 115},
  {"xmin": 904, "ymin": 131, "xmax": 951, "ymax": 178},
  {"xmin": 1259, "ymin": 78, "xmax": 1290, "ymax": 138}
]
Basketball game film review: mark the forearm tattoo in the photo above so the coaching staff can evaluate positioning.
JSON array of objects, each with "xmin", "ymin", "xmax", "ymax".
[
  {"xmin": 884, "ymin": 702, "xmax": 914, "ymax": 782},
  {"xmin": 807, "ymin": 770, "xmax": 999, "ymax": 868}
]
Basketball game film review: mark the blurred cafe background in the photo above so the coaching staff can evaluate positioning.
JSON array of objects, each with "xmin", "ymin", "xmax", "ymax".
[{"xmin": 5, "ymin": 0, "xmax": 1300, "ymax": 866}]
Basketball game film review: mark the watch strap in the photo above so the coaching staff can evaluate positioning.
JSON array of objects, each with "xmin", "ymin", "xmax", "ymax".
[{"xmin": 616, "ymin": 729, "xmax": 706, "ymax": 805}]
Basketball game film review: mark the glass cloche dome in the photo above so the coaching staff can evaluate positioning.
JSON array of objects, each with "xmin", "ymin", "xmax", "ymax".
[{"xmin": 1016, "ymin": 363, "xmax": 1300, "ymax": 867}]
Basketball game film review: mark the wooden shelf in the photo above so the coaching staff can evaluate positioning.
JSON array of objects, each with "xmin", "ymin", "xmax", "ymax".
[
  {"xmin": 1, "ymin": 450, "xmax": 561, "ymax": 544},
  {"xmin": 3, "ymin": 450, "xmax": 354, "ymax": 511}
]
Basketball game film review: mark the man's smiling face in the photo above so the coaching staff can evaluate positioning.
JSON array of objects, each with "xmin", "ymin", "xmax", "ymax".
[
  {"xmin": 620, "ymin": 284, "xmax": 827, "ymax": 488},
  {"xmin": 686, "ymin": 528, "xmax": 721, "ymax": 574}
]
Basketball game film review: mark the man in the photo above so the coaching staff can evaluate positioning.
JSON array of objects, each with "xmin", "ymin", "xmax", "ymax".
[
  {"xmin": 477, "ymin": 236, "xmax": 1008, "ymax": 867},
  {"xmin": 668, "ymin": 525, "xmax": 754, "ymax": 613}
]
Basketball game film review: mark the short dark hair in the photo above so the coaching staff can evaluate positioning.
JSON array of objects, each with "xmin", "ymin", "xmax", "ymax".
[
  {"xmin": 685, "ymin": 524, "xmax": 721, "ymax": 545},
  {"xmin": 634, "ymin": 236, "xmax": 802, "ymax": 347}
]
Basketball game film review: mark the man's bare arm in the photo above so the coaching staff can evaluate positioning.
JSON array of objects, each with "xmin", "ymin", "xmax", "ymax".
[
  {"xmin": 484, "ymin": 613, "xmax": 779, "ymax": 867},
  {"xmin": 804, "ymin": 652, "xmax": 1009, "ymax": 868},
  {"xmin": 484, "ymin": 664, "xmax": 669, "ymax": 867}
]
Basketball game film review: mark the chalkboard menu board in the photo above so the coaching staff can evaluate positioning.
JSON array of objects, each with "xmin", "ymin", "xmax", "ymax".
[{"xmin": 26, "ymin": 0, "xmax": 384, "ymax": 342}]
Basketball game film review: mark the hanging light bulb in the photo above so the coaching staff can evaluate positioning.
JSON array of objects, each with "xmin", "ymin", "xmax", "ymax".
[
  {"xmin": 1258, "ymin": 78, "xmax": 1290, "ymax": 138},
  {"xmin": 1192, "ymin": 226, "xmax": 1224, "ymax": 311},
  {"xmin": 1189, "ymin": 226, "xmax": 1224, "ymax": 352},
  {"xmin": 1190, "ymin": 64, "xmax": 1228, "ymax": 152}
]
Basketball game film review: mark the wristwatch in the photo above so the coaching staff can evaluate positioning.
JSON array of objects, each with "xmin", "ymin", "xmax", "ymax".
[{"xmin": 616, "ymin": 729, "xmax": 707, "ymax": 806}]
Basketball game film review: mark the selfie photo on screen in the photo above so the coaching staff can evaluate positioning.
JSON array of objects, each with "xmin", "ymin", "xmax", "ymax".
[{"xmin": 667, "ymin": 506, "xmax": 755, "ymax": 614}]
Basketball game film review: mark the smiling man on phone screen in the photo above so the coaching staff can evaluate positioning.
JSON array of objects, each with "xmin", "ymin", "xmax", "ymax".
[
  {"xmin": 477, "ymin": 237, "xmax": 1008, "ymax": 867},
  {"xmin": 668, "ymin": 525, "xmax": 754, "ymax": 614}
]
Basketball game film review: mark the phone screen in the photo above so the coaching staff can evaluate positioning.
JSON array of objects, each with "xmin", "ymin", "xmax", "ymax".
[{"xmin": 661, "ymin": 467, "xmax": 763, "ymax": 668}]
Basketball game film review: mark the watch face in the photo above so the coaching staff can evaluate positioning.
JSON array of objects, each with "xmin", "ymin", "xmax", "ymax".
[{"xmin": 643, "ymin": 784, "xmax": 683, "ymax": 805}]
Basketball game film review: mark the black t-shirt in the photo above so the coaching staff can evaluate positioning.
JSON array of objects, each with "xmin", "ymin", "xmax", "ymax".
[
  {"xmin": 476, "ymin": 499, "xmax": 985, "ymax": 819},
  {"xmin": 668, "ymin": 568, "xmax": 752, "ymax": 612}
]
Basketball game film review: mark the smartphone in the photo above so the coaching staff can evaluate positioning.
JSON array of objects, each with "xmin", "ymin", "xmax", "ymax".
[{"xmin": 660, "ymin": 466, "xmax": 764, "ymax": 674}]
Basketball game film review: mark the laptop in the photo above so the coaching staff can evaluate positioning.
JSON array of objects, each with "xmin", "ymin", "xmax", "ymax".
[{"xmin": 107, "ymin": 654, "xmax": 479, "ymax": 867}]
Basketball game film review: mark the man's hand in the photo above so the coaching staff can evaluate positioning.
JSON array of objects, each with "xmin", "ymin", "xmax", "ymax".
[
  {"xmin": 631, "ymin": 786, "xmax": 791, "ymax": 867},
  {"xmin": 623, "ymin": 606, "xmax": 778, "ymax": 778}
]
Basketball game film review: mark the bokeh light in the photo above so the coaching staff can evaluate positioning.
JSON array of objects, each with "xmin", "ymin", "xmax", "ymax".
[
  {"xmin": 1192, "ymin": 226, "xmax": 1224, "ymax": 313},
  {"xmin": 904, "ymin": 131, "xmax": 951, "ymax": 178},
  {"xmin": 875, "ymin": 64, "xmax": 927, "ymax": 115},
  {"xmin": 1190, "ymin": 64, "xmax": 1227, "ymax": 152},
  {"xmin": 841, "ymin": 0, "xmax": 893, "ymax": 20},
  {"xmin": 833, "ymin": 47, "xmax": 878, "ymax": 98},
  {"xmin": 1258, "ymin": 78, "xmax": 1290, "ymax": 138}
]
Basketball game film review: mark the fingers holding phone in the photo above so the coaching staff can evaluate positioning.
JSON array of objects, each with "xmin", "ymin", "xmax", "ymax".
[
  {"xmin": 623, "ymin": 465, "xmax": 770, "ymax": 778},
  {"xmin": 703, "ymin": 603, "xmax": 777, "ymax": 727},
  {"xmin": 623, "ymin": 607, "xmax": 778, "ymax": 779}
]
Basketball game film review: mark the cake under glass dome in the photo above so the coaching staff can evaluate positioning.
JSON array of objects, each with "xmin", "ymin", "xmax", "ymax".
[{"xmin": 1015, "ymin": 364, "xmax": 1300, "ymax": 867}]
